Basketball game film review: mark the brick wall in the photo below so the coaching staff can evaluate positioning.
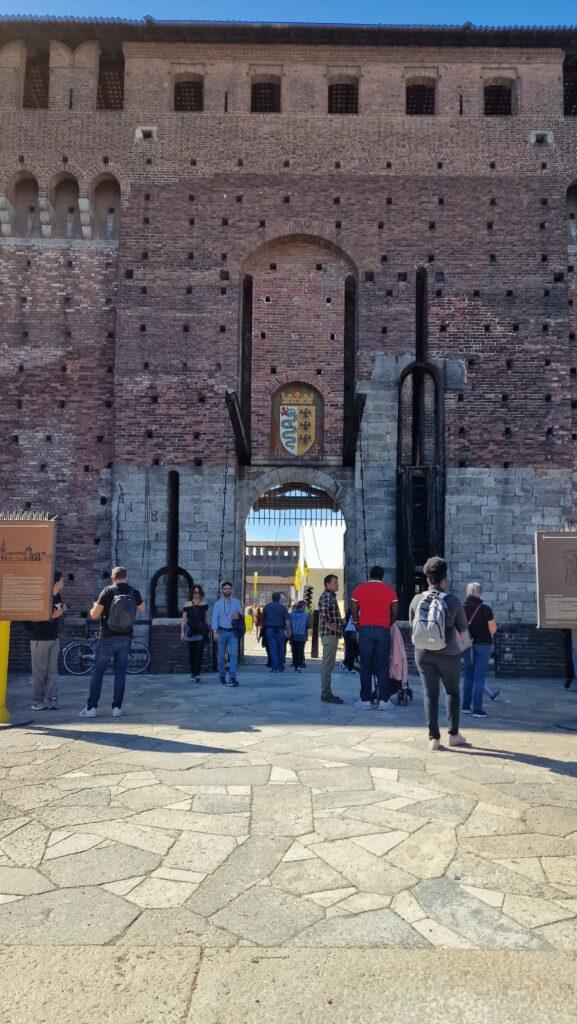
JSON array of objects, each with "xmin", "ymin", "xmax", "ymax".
[{"xmin": 1, "ymin": 24, "xmax": 576, "ymax": 676}]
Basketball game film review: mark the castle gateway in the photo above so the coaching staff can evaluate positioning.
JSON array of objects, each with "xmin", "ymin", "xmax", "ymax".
[{"xmin": 1, "ymin": 17, "xmax": 577, "ymax": 674}]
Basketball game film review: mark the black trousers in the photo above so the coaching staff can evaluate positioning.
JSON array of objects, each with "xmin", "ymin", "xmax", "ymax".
[
  {"xmin": 188, "ymin": 639, "xmax": 205, "ymax": 676},
  {"xmin": 414, "ymin": 648, "xmax": 461, "ymax": 740},
  {"xmin": 344, "ymin": 632, "xmax": 359, "ymax": 671},
  {"xmin": 291, "ymin": 638, "xmax": 306, "ymax": 668}
]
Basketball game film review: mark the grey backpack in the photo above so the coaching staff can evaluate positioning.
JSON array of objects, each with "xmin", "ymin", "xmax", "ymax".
[
  {"xmin": 411, "ymin": 591, "xmax": 447, "ymax": 651},
  {"xmin": 107, "ymin": 588, "xmax": 137, "ymax": 633}
]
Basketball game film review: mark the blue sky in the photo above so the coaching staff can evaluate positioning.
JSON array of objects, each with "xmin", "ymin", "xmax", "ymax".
[{"xmin": 5, "ymin": 2, "xmax": 577, "ymax": 25}]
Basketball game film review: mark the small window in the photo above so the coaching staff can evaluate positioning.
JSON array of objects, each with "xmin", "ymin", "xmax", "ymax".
[
  {"xmin": 484, "ymin": 82, "xmax": 513, "ymax": 117},
  {"xmin": 174, "ymin": 78, "xmax": 203, "ymax": 112},
  {"xmin": 406, "ymin": 81, "xmax": 435, "ymax": 116},
  {"xmin": 251, "ymin": 80, "xmax": 281, "ymax": 113},
  {"xmin": 97, "ymin": 51, "xmax": 124, "ymax": 111},
  {"xmin": 328, "ymin": 81, "xmax": 358, "ymax": 115},
  {"xmin": 23, "ymin": 49, "xmax": 49, "ymax": 109},
  {"xmin": 564, "ymin": 55, "xmax": 577, "ymax": 116}
]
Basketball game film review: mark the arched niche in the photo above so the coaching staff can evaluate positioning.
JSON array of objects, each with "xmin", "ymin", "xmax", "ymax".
[
  {"xmin": 51, "ymin": 175, "xmax": 81, "ymax": 239},
  {"xmin": 150, "ymin": 566, "xmax": 193, "ymax": 618},
  {"xmin": 8, "ymin": 174, "xmax": 41, "ymax": 237},
  {"xmin": 92, "ymin": 175, "xmax": 121, "ymax": 240}
]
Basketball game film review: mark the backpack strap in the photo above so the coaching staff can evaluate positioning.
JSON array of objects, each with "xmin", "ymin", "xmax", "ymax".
[{"xmin": 467, "ymin": 602, "xmax": 483, "ymax": 627}]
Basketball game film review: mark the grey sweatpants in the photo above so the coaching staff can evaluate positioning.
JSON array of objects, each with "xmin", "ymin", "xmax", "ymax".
[
  {"xmin": 30, "ymin": 639, "xmax": 59, "ymax": 705},
  {"xmin": 320, "ymin": 634, "xmax": 339, "ymax": 696}
]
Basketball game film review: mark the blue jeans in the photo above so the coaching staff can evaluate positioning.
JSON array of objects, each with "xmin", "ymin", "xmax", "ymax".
[
  {"xmin": 358, "ymin": 625, "xmax": 392, "ymax": 702},
  {"xmin": 266, "ymin": 627, "xmax": 286, "ymax": 671},
  {"xmin": 217, "ymin": 630, "xmax": 238, "ymax": 680},
  {"xmin": 87, "ymin": 636, "xmax": 131, "ymax": 710},
  {"xmin": 461, "ymin": 644, "xmax": 492, "ymax": 712}
]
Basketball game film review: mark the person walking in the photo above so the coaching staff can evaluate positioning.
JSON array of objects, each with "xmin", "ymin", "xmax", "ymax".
[
  {"xmin": 289, "ymin": 600, "xmax": 309, "ymax": 672},
  {"xmin": 211, "ymin": 581, "xmax": 242, "ymax": 687},
  {"xmin": 461, "ymin": 581, "xmax": 498, "ymax": 717},
  {"xmin": 80, "ymin": 567, "xmax": 144, "ymax": 718},
  {"xmin": 409, "ymin": 556, "xmax": 468, "ymax": 751},
  {"xmin": 263, "ymin": 592, "xmax": 291, "ymax": 673},
  {"xmin": 181, "ymin": 584, "xmax": 210, "ymax": 683},
  {"xmin": 318, "ymin": 574, "xmax": 344, "ymax": 704},
  {"xmin": 351, "ymin": 565, "xmax": 399, "ymax": 711},
  {"xmin": 28, "ymin": 571, "xmax": 66, "ymax": 711}
]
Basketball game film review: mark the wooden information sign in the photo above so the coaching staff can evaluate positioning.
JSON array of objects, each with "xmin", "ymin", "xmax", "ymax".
[
  {"xmin": 535, "ymin": 530, "xmax": 577, "ymax": 629},
  {"xmin": 0, "ymin": 520, "xmax": 56, "ymax": 622}
]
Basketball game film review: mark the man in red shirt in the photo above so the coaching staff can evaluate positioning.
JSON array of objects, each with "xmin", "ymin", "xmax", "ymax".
[{"xmin": 351, "ymin": 565, "xmax": 398, "ymax": 711}]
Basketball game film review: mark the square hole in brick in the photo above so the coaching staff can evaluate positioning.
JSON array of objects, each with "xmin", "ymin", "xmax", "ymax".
[
  {"xmin": 96, "ymin": 435, "xmax": 103, "ymax": 443},
  {"xmin": 542, "ymin": 254, "xmax": 548, "ymax": 262},
  {"xmin": 429, "ymin": 221, "xmax": 436, "ymax": 230},
  {"xmin": 143, "ymin": 361, "xmax": 149, "ymax": 369},
  {"xmin": 125, "ymin": 269, "xmax": 134, "ymax": 279},
  {"xmin": 283, "ymin": 196, "xmax": 290, "ymax": 204},
  {"xmin": 152, "ymin": 458, "xmax": 160, "ymax": 466},
  {"xmin": 330, "ymin": 332, "xmax": 336, "ymax": 340},
  {"xmin": 316, "ymin": 368, "xmax": 322, "ymax": 376},
  {"xmin": 259, "ymin": 219, "xmax": 266, "ymax": 228},
  {"xmin": 386, "ymin": 289, "xmax": 393, "ymax": 297},
  {"xmin": 506, "ymin": 358, "xmax": 513, "ymax": 369},
  {"xmin": 381, "ymin": 326, "xmax": 387, "ymax": 334},
  {"xmin": 188, "ymin": 218, "xmax": 194, "ymax": 226},
  {"xmin": 438, "ymin": 197, "xmax": 445, "ymax": 206},
  {"xmin": 146, "ymin": 158, "xmax": 152, "ymax": 166},
  {"xmin": 141, "ymin": 286, "xmax": 147, "ymax": 295},
  {"xmin": 265, "ymin": 296, "xmax": 271, "ymax": 303},
  {"xmin": 436, "ymin": 288, "xmax": 443, "ymax": 297},
  {"xmin": 221, "ymin": 218, "xmax": 228, "ymax": 226},
  {"xmin": 334, "ymin": 197, "xmax": 340, "ymax": 205},
  {"xmin": 269, "ymin": 263, "xmax": 277, "ymax": 271},
  {"xmin": 183, "ymin": 324, "xmax": 190, "ymax": 333},
  {"xmin": 435, "ymin": 271, "xmax": 445, "ymax": 283},
  {"xmin": 512, "ymin": 323, "xmax": 519, "ymax": 332},
  {"xmin": 219, "ymin": 325, "xmax": 226, "ymax": 333},
  {"xmin": 316, "ymin": 263, "xmax": 323, "ymax": 271},
  {"xmin": 437, "ymin": 161, "xmax": 443, "ymax": 170},
  {"xmin": 335, "ymin": 221, "xmax": 342, "ymax": 229},
  {"xmin": 398, "ymin": 272, "xmax": 407, "ymax": 282},
  {"xmin": 261, "ymin": 331, "xmax": 266, "ymax": 339},
  {"xmin": 554, "ymin": 271, "xmax": 565, "ymax": 283},
  {"xmin": 489, "ymin": 255, "xmax": 496, "ymax": 264},
  {"xmin": 237, "ymin": 158, "xmax": 243, "ymax": 167},
  {"xmin": 142, "ymin": 251, "xmax": 148, "ymax": 260},
  {"xmin": 544, "ymin": 288, "xmax": 550, "ymax": 297},
  {"xmin": 386, "ymin": 161, "xmax": 392, "ymax": 169},
  {"xmin": 381, "ymin": 255, "xmax": 388, "ymax": 264},
  {"xmin": 545, "ymin": 357, "xmax": 551, "ymax": 366},
  {"xmin": 194, "ymin": 457, "xmax": 203, "ymax": 467},
  {"xmin": 270, "ymin": 366, "xmax": 277, "ymax": 375},
  {"xmin": 365, "ymin": 271, "xmax": 374, "ymax": 283},
  {"xmin": 487, "ymin": 221, "xmax": 493, "ymax": 230},
  {"xmin": 428, "ymin": 254, "xmax": 435, "ymax": 263},
  {"xmin": 191, "ymin": 158, "xmax": 197, "ymax": 166},
  {"xmin": 326, "ymin": 297, "xmax": 332, "ymax": 304},
  {"xmin": 489, "ymin": 161, "xmax": 496, "ymax": 169},
  {"xmin": 490, "ymin": 198, "xmax": 497, "ymax": 206},
  {"xmin": 220, "ymin": 269, "xmax": 230, "ymax": 280},
  {"xmin": 236, "ymin": 195, "xmax": 243, "ymax": 203},
  {"xmin": 221, "ymin": 286, "xmax": 227, "ymax": 295},
  {"xmin": 283, "ymin": 160, "xmax": 290, "ymax": 167},
  {"xmin": 151, "ymin": 394, "xmax": 158, "ymax": 403},
  {"xmin": 140, "ymin": 324, "xmax": 146, "ymax": 332},
  {"xmin": 193, "ymin": 431, "xmax": 200, "ymax": 440},
  {"xmin": 188, "ymin": 252, "xmax": 194, "ymax": 260},
  {"xmin": 335, "ymin": 161, "xmax": 341, "ymax": 169}
]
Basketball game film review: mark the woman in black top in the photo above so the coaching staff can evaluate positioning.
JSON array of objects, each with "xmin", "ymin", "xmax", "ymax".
[
  {"xmin": 461, "ymin": 581, "xmax": 498, "ymax": 717},
  {"xmin": 181, "ymin": 584, "xmax": 209, "ymax": 683}
]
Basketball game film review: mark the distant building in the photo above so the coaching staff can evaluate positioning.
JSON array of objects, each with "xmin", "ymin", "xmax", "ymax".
[{"xmin": 245, "ymin": 542, "xmax": 299, "ymax": 605}]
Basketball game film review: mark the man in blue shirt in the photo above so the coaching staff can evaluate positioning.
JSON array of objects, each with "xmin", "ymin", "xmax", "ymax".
[
  {"xmin": 262, "ymin": 592, "xmax": 291, "ymax": 673},
  {"xmin": 211, "ymin": 581, "xmax": 243, "ymax": 686}
]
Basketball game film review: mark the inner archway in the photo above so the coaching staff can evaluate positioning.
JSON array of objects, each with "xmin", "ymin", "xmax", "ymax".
[{"xmin": 243, "ymin": 481, "xmax": 347, "ymax": 665}]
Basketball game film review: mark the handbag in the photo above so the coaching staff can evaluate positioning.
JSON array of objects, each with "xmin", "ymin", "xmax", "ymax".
[{"xmin": 455, "ymin": 602, "xmax": 482, "ymax": 654}]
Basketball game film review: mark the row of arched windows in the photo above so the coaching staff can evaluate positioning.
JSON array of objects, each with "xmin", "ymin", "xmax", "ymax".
[
  {"xmin": 2, "ymin": 173, "xmax": 121, "ymax": 240},
  {"xmin": 14, "ymin": 48, "xmax": 577, "ymax": 116}
]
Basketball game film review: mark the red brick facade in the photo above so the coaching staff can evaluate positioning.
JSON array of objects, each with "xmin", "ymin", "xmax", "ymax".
[{"xmin": 1, "ymin": 18, "xmax": 576, "ymax": 642}]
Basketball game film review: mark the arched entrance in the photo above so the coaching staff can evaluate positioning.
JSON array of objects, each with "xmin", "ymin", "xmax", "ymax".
[{"xmin": 239, "ymin": 471, "xmax": 352, "ymax": 662}]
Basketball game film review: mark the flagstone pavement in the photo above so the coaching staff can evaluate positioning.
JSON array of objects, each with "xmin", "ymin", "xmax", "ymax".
[{"xmin": 1, "ymin": 662, "xmax": 577, "ymax": 1023}]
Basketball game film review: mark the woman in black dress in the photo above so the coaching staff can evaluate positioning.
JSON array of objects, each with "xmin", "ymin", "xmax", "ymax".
[{"xmin": 181, "ymin": 584, "xmax": 209, "ymax": 683}]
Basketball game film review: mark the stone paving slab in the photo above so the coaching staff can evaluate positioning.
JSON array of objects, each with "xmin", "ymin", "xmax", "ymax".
[
  {"xmin": 0, "ymin": 946, "xmax": 200, "ymax": 1024},
  {"xmin": 2, "ymin": 665, "xmax": 577, "ymax": 977},
  {"xmin": 184, "ymin": 949, "xmax": 577, "ymax": 1024}
]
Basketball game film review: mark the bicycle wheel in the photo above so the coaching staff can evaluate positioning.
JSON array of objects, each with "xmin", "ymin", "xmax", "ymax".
[
  {"xmin": 63, "ymin": 641, "xmax": 95, "ymax": 675},
  {"xmin": 127, "ymin": 641, "xmax": 150, "ymax": 674}
]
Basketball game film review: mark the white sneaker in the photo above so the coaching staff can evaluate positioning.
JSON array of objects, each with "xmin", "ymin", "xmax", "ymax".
[
  {"xmin": 378, "ymin": 700, "xmax": 396, "ymax": 711},
  {"xmin": 354, "ymin": 700, "xmax": 373, "ymax": 710},
  {"xmin": 112, "ymin": 707, "xmax": 123, "ymax": 717},
  {"xmin": 31, "ymin": 702, "xmax": 47, "ymax": 711},
  {"xmin": 79, "ymin": 707, "xmax": 96, "ymax": 718}
]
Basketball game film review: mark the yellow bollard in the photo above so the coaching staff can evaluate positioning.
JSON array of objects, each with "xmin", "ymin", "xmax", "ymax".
[{"xmin": 0, "ymin": 621, "xmax": 11, "ymax": 724}]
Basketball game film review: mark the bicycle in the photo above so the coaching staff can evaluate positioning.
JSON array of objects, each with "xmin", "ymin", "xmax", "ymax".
[{"xmin": 62, "ymin": 636, "xmax": 150, "ymax": 675}]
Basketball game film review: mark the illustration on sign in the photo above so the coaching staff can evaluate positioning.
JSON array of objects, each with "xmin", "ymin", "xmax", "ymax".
[{"xmin": 271, "ymin": 384, "xmax": 323, "ymax": 459}]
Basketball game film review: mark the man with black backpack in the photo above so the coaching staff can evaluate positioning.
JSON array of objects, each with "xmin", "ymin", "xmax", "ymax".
[
  {"xmin": 80, "ymin": 566, "xmax": 144, "ymax": 718},
  {"xmin": 409, "ymin": 556, "xmax": 468, "ymax": 751}
]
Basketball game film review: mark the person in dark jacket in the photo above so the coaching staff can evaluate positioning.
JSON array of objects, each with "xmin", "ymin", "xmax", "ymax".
[
  {"xmin": 263, "ymin": 592, "xmax": 291, "ymax": 673},
  {"xmin": 28, "ymin": 571, "xmax": 66, "ymax": 711},
  {"xmin": 181, "ymin": 584, "xmax": 210, "ymax": 683},
  {"xmin": 461, "ymin": 581, "xmax": 498, "ymax": 718},
  {"xmin": 289, "ymin": 600, "xmax": 309, "ymax": 672},
  {"xmin": 409, "ymin": 556, "xmax": 468, "ymax": 751}
]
